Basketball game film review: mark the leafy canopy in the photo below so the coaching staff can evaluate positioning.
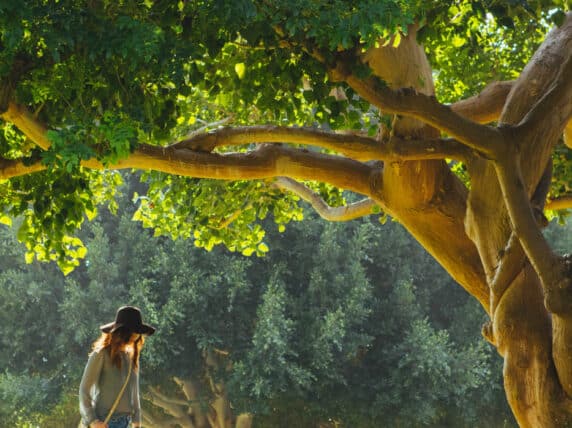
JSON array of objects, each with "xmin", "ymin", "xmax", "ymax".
[{"xmin": 0, "ymin": 0, "xmax": 569, "ymax": 270}]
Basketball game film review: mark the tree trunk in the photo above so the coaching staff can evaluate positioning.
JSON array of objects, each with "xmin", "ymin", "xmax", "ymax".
[
  {"xmin": 144, "ymin": 349, "xmax": 252, "ymax": 428},
  {"xmin": 354, "ymin": 20, "xmax": 572, "ymax": 427},
  {"xmin": 144, "ymin": 376, "xmax": 252, "ymax": 428}
]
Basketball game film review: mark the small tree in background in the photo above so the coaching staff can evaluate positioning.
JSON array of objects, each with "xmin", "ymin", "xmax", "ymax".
[{"xmin": 0, "ymin": 187, "xmax": 524, "ymax": 426}]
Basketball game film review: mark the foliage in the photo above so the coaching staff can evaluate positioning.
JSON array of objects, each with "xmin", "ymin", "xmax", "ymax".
[
  {"xmin": 0, "ymin": 183, "xmax": 533, "ymax": 426},
  {"xmin": 0, "ymin": 0, "xmax": 568, "ymax": 264},
  {"xmin": 132, "ymin": 175, "xmax": 303, "ymax": 255}
]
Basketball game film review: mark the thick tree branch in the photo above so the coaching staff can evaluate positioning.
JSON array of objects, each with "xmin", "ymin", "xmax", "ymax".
[
  {"xmin": 0, "ymin": 158, "xmax": 46, "ymax": 179},
  {"xmin": 0, "ymin": 102, "xmax": 382, "ymax": 196},
  {"xmin": 273, "ymin": 177, "xmax": 379, "ymax": 221},
  {"xmin": 0, "ymin": 139, "xmax": 380, "ymax": 198},
  {"xmin": 3, "ymin": 103, "xmax": 474, "ymax": 204},
  {"xmin": 343, "ymin": 74, "xmax": 503, "ymax": 158},
  {"xmin": 1, "ymin": 102, "xmax": 474, "ymax": 193},
  {"xmin": 177, "ymin": 125, "xmax": 380, "ymax": 158},
  {"xmin": 450, "ymin": 81, "xmax": 515, "ymax": 124},
  {"xmin": 515, "ymin": 51, "xmax": 572, "ymax": 142},
  {"xmin": 147, "ymin": 386, "xmax": 191, "ymax": 407},
  {"xmin": 176, "ymin": 125, "xmax": 472, "ymax": 162},
  {"xmin": 146, "ymin": 386, "xmax": 190, "ymax": 418},
  {"xmin": 546, "ymin": 195, "xmax": 572, "ymax": 211},
  {"xmin": 121, "ymin": 144, "xmax": 377, "ymax": 196},
  {"xmin": 0, "ymin": 102, "xmax": 51, "ymax": 150},
  {"xmin": 494, "ymin": 155, "xmax": 566, "ymax": 311}
]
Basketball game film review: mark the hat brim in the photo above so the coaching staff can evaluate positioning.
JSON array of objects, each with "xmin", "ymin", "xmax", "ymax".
[{"xmin": 100, "ymin": 322, "xmax": 156, "ymax": 336}]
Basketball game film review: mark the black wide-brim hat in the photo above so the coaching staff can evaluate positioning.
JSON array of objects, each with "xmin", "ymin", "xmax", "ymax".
[{"xmin": 100, "ymin": 306, "xmax": 156, "ymax": 336}]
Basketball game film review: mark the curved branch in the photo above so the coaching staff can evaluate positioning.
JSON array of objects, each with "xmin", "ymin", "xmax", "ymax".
[
  {"xmin": 450, "ymin": 81, "xmax": 515, "ymax": 124},
  {"xmin": 273, "ymin": 177, "xmax": 379, "ymax": 221},
  {"xmin": 343, "ymin": 74, "xmax": 503, "ymax": 158},
  {"xmin": 146, "ymin": 387, "xmax": 188, "ymax": 416},
  {"xmin": 0, "ymin": 114, "xmax": 380, "ymax": 197},
  {"xmin": 1, "ymin": 145, "xmax": 380, "ymax": 201},
  {"xmin": 2, "ymin": 101, "xmax": 475, "ymax": 179},
  {"xmin": 147, "ymin": 386, "xmax": 191, "ymax": 407},
  {"xmin": 172, "ymin": 377, "xmax": 210, "ymax": 428},
  {"xmin": 175, "ymin": 125, "xmax": 472, "ymax": 162},
  {"xmin": 176, "ymin": 125, "xmax": 381, "ymax": 157}
]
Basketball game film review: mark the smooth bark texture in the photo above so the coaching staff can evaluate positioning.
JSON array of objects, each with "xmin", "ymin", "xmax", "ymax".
[
  {"xmin": 358, "ymin": 27, "xmax": 491, "ymax": 310},
  {"xmin": 464, "ymin": 14, "xmax": 572, "ymax": 427}
]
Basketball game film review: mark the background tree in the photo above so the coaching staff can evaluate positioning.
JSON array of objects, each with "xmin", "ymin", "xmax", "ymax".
[
  {"xmin": 0, "ymin": 186, "xmax": 525, "ymax": 427},
  {"xmin": 1, "ymin": 1, "xmax": 572, "ymax": 426}
]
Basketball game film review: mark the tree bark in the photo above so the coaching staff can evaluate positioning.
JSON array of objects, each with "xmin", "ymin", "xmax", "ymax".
[
  {"xmin": 466, "ymin": 15, "xmax": 572, "ymax": 427},
  {"xmin": 358, "ymin": 26, "xmax": 490, "ymax": 310},
  {"xmin": 351, "ymin": 19, "xmax": 572, "ymax": 427}
]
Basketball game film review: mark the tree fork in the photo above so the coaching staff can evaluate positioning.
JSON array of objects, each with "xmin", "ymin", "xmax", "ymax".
[{"xmin": 465, "ymin": 12, "xmax": 572, "ymax": 426}]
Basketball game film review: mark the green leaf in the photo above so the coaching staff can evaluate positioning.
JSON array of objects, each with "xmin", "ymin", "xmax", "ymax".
[
  {"xmin": 242, "ymin": 247, "xmax": 255, "ymax": 256},
  {"xmin": 25, "ymin": 251, "xmax": 35, "ymax": 264},
  {"xmin": 234, "ymin": 62, "xmax": 246, "ymax": 79},
  {"xmin": 0, "ymin": 214, "xmax": 12, "ymax": 226}
]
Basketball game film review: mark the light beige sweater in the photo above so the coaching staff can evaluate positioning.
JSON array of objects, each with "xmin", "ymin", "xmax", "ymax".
[{"xmin": 79, "ymin": 348, "xmax": 141, "ymax": 426}]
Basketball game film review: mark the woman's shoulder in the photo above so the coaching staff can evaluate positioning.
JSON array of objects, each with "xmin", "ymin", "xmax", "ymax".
[{"xmin": 89, "ymin": 346, "xmax": 110, "ymax": 361}]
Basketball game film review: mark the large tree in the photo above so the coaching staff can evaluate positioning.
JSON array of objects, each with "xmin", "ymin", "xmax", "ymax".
[{"xmin": 1, "ymin": 1, "xmax": 572, "ymax": 426}]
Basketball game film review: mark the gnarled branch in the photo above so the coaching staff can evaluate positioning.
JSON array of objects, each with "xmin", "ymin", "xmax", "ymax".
[
  {"xmin": 123, "ymin": 144, "xmax": 377, "ymax": 197},
  {"xmin": 146, "ymin": 385, "xmax": 192, "ymax": 419},
  {"xmin": 273, "ymin": 177, "xmax": 379, "ymax": 221},
  {"xmin": 343, "ymin": 74, "xmax": 503, "ymax": 158}
]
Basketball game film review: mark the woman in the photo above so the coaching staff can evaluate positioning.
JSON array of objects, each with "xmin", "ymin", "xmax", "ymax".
[{"xmin": 79, "ymin": 306, "xmax": 156, "ymax": 428}]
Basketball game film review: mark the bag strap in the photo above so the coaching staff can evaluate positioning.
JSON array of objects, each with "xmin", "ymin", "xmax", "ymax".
[{"xmin": 103, "ymin": 355, "xmax": 133, "ymax": 424}]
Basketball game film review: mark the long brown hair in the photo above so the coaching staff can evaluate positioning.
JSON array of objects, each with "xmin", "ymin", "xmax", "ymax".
[{"xmin": 92, "ymin": 328, "xmax": 145, "ymax": 370}]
